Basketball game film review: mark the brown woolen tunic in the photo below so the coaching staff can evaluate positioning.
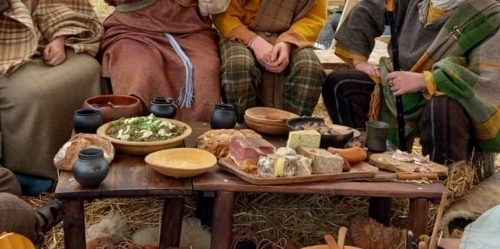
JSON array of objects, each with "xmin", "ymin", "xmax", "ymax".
[{"xmin": 100, "ymin": 0, "xmax": 221, "ymax": 122}]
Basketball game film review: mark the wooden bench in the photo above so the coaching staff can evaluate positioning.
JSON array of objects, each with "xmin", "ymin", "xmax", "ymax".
[{"xmin": 185, "ymin": 123, "xmax": 452, "ymax": 249}]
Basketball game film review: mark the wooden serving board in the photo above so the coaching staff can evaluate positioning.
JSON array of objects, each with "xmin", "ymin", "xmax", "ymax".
[
  {"xmin": 369, "ymin": 152, "xmax": 449, "ymax": 176},
  {"xmin": 218, "ymin": 157, "xmax": 378, "ymax": 185}
]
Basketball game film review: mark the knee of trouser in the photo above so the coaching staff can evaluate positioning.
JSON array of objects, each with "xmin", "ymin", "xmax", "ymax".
[
  {"xmin": 422, "ymin": 96, "xmax": 469, "ymax": 127},
  {"xmin": 0, "ymin": 167, "xmax": 22, "ymax": 196},
  {"xmin": 290, "ymin": 54, "xmax": 324, "ymax": 80},
  {"xmin": 0, "ymin": 192, "xmax": 41, "ymax": 242},
  {"xmin": 221, "ymin": 53, "xmax": 258, "ymax": 75}
]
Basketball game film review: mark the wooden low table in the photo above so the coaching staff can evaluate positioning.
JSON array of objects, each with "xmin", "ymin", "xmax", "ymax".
[
  {"xmin": 55, "ymin": 154, "xmax": 192, "ymax": 249},
  {"xmin": 186, "ymin": 123, "xmax": 452, "ymax": 249}
]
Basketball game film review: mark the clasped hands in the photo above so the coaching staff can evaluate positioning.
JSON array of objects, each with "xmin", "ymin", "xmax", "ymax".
[
  {"xmin": 249, "ymin": 36, "xmax": 293, "ymax": 73},
  {"xmin": 43, "ymin": 35, "xmax": 67, "ymax": 66},
  {"xmin": 354, "ymin": 61, "xmax": 427, "ymax": 96}
]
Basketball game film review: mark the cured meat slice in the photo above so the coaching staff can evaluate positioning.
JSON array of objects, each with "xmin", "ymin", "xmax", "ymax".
[{"xmin": 228, "ymin": 137, "xmax": 276, "ymax": 165}]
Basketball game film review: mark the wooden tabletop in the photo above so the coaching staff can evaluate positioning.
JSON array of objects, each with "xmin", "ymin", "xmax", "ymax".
[
  {"xmin": 56, "ymin": 122, "xmax": 451, "ymax": 201},
  {"xmin": 192, "ymin": 168, "xmax": 449, "ymax": 200},
  {"xmin": 55, "ymin": 153, "xmax": 192, "ymax": 199}
]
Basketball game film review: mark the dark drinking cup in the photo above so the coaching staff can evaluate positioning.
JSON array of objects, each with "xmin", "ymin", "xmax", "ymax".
[
  {"xmin": 210, "ymin": 104, "xmax": 237, "ymax": 129},
  {"xmin": 148, "ymin": 96, "xmax": 177, "ymax": 119},
  {"xmin": 73, "ymin": 109, "xmax": 103, "ymax": 134}
]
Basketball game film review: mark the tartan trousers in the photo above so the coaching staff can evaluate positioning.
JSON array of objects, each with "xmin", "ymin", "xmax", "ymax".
[
  {"xmin": 0, "ymin": 167, "xmax": 41, "ymax": 243},
  {"xmin": 219, "ymin": 39, "xmax": 324, "ymax": 122},
  {"xmin": 322, "ymin": 70, "xmax": 471, "ymax": 165}
]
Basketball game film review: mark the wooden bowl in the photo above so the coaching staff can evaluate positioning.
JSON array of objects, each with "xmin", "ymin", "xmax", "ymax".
[
  {"xmin": 145, "ymin": 148, "xmax": 217, "ymax": 178},
  {"xmin": 245, "ymin": 107, "xmax": 298, "ymax": 125},
  {"xmin": 96, "ymin": 118, "xmax": 192, "ymax": 155},
  {"xmin": 83, "ymin": 95, "xmax": 143, "ymax": 123},
  {"xmin": 245, "ymin": 117, "xmax": 288, "ymax": 135}
]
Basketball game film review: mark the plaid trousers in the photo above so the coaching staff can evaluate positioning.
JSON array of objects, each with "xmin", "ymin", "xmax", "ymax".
[{"xmin": 219, "ymin": 39, "xmax": 324, "ymax": 122}]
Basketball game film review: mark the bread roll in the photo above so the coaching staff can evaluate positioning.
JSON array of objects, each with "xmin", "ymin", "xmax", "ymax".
[
  {"xmin": 54, "ymin": 134, "xmax": 115, "ymax": 171},
  {"xmin": 196, "ymin": 129, "xmax": 261, "ymax": 159}
]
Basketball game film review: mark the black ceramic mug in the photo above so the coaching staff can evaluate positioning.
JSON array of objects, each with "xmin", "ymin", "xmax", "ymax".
[
  {"xmin": 72, "ymin": 148, "xmax": 109, "ymax": 188},
  {"xmin": 148, "ymin": 96, "xmax": 177, "ymax": 119},
  {"xmin": 210, "ymin": 104, "xmax": 237, "ymax": 129},
  {"xmin": 73, "ymin": 109, "xmax": 103, "ymax": 134}
]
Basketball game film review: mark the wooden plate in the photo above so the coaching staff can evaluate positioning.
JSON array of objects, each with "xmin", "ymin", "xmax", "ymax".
[
  {"xmin": 145, "ymin": 148, "xmax": 217, "ymax": 178},
  {"xmin": 245, "ymin": 107, "xmax": 299, "ymax": 124},
  {"xmin": 369, "ymin": 152, "xmax": 449, "ymax": 176},
  {"xmin": 96, "ymin": 118, "xmax": 192, "ymax": 155},
  {"xmin": 218, "ymin": 157, "xmax": 378, "ymax": 185}
]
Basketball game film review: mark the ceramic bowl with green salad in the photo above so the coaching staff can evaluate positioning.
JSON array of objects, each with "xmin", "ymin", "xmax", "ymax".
[{"xmin": 96, "ymin": 114, "xmax": 192, "ymax": 155}]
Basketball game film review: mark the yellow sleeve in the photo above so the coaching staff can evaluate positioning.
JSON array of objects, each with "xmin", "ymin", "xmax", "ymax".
[
  {"xmin": 213, "ymin": 0, "xmax": 256, "ymax": 44},
  {"xmin": 333, "ymin": 45, "xmax": 369, "ymax": 66},
  {"xmin": 275, "ymin": 0, "xmax": 328, "ymax": 50},
  {"xmin": 422, "ymin": 70, "xmax": 446, "ymax": 99}
]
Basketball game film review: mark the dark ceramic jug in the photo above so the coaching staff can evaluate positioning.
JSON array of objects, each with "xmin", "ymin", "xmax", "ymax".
[
  {"xmin": 148, "ymin": 97, "xmax": 177, "ymax": 119},
  {"xmin": 210, "ymin": 104, "xmax": 237, "ymax": 129},
  {"xmin": 72, "ymin": 148, "xmax": 109, "ymax": 188},
  {"xmin": 73, "ymin": 109, "xmax": 103, "ymax": 134}
]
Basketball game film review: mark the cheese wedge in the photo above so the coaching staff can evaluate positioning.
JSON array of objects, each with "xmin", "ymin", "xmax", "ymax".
[
  {"xmin": 296, "ymin": 146, "xmax": 344, "ymax": 174},
  {"xmin": 257, "ymin": 154, "xmax": 298, "ymax": 178},
  {"xmin": 286, "ymin": 130, "xmax": 321, "ymax": 150}
]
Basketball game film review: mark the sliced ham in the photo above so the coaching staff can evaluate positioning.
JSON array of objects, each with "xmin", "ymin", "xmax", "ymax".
[{"xmin": 228, "ymin": 137, "xmax": 276, "ymax": 166}]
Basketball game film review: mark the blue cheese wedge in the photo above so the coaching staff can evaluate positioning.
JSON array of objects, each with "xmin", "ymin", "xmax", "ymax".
[
  {"xmin": 286, "ymin": 130, "xmax": 321, "ymax": 150},
  {"xmin": 257, "ymin": 154, "xmax": 297, "ymax": 178}
]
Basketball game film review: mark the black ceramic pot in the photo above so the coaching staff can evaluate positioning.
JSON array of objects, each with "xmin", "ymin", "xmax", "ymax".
[
  {"xmin": 148, "ymin": 96, "xmax": 177, "ymax": 119},
  {"xmin": 73, "ymin": 109, "xmax": 103, "ymax": 134},
  {"xmin": 72, "ymin": 148, "xmax": 109, "ymax": 188},
  {"xmin": 210, "ymin": 104, "xmax": 237, "ymax": 129}
]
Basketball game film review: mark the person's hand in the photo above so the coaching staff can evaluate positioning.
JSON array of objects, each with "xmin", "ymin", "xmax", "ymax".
[
  {"xmin": 386, "ymin": 71, "xmax": 426, "ymax": 96},
  {"xmin": 354, "ymin": 60, "xmax": 380, "ymax": 77},
  {"xmin": 248, "ymin": 36, "xmax": 274, "ymax": 67},
  {"xmin": 265, "ymin": 42, "xmax": 292, "ymax": 73},
  {"xmin": 43, "ymin": 36, "xmax": 67, "ymax": 66}
]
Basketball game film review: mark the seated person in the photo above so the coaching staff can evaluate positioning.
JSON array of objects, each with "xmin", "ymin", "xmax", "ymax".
[
  {"xmin": 322, "ymin": 0, "xmax": 500, "ymax": 164},
  {"xmin": 100, "ymin": 0, "xmax": 222, "ymax": 122},
  {"xmin": 0, "ymin": 0, "xmax": 103, "ymax": 194},
  {"xmin": 0, "ymin": 167, "xmax": 62, "ymax": 247},
  {"xmin": 213, "ymin": 0, "xmax": 327, "ymax": 123},
  {"xmin": 432, "ymin": 204, "xmax": 500, "ymax": 249}
]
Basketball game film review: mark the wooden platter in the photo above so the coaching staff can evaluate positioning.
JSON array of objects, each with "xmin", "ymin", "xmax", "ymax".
[
  {"xmin": 218, "ymin": 157, "xmax": 379, "ymax": 185},
  {"xmin": 368, "ymin": 152, "xmax": 449, "ymax": 177}
]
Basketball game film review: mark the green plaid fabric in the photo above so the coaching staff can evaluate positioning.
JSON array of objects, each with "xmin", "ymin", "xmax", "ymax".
[{"xmin": 219, "ymin": 39, "xmax": 324, "ymax": 122}]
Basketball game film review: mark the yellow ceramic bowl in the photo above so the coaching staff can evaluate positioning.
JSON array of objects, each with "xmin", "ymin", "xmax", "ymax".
[
  {"xmin": 145, "ymin": 148, "xmax": 217, "ymax": 178},
  {"xmin": 96, "ymin": 118, "xmax": 192, "ymax": 155}
]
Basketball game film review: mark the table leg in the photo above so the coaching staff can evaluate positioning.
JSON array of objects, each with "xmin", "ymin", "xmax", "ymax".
[
  {"xmin": 195, "ymin": 191, "xmax": 214, "ymax": 228},
  {"xmin": 159, "ymin": 197, "xmax": 185, "ymax": 249},
  {"xmin": 62, "ymin": 199, "xmax": 86, "ymax": 249},
  {"xmin": 369, "ymin": 197, "xmax": 392, "ymax": 226},
  {"xmin": 409, "ymin": 198, "xmax": 429, "ymax": 236},
  {"xmin": 211, "ymin": 191, "xmax": 235, "ymax": 249}
]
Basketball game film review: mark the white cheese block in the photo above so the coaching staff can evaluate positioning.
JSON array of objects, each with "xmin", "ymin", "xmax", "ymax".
[
  {"xmin": 286, "ymin": 130, "xmax": 321, "ymax": 150},
  {"xmin": 257, "ymin": 154, "xmax": 298, "ymax": 178},
  {"xmin": 296, "ymin": 146, "xmax": 344, "ymax": 174}
]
